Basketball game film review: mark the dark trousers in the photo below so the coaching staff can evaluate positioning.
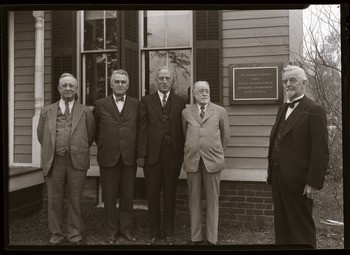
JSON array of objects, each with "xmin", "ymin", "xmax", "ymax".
[
  {"xmin": 46, "ymin": 152, "xmax": 87, "ymax": 244},
  {"xmin": 144, "ymin": 138, "xmax": 179, "ymax": 238},
  {"xmin": 100, "ymin": 158, "xmax": 137, "ymax": 235},
  {"xmin": 271, "ymin": 165, "xmax": 316, "ymax": 248}
]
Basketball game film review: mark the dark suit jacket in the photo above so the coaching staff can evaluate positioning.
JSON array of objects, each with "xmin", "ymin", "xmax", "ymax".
[
  {"xmin": 37, "ymin": 101, "xmax": 96, "ymax": 176},
  {"xmin": 137, "ymin": 91, "xmax": 186, "ymax": 169},
  {"xmin": 93, "ymin": 95, "xmax": 139, "ymax": 167},
  {"xmin": 267, "ymin": 96, "xmax": 329, "ymax": 193}
]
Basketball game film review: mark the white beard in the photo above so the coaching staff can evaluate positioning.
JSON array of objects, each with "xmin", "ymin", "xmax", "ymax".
[{"xmin": 285, "ymin": 89, "xmax": 295, "ymax": 99}]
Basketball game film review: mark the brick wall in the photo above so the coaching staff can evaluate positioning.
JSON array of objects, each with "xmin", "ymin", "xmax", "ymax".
[{"xmin": 43, "ymin": 177, "xmax": 274, "ymax": 227}]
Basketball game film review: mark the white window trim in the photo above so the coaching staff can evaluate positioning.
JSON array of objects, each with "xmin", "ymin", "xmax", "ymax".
[{"xmin": 9, "ymin": 11, "xmax": 14, "ymax": 165}]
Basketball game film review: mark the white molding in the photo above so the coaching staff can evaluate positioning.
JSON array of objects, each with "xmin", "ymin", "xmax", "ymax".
[
  {"xmin": 11, "ymin": 163, "xmax": 33, "ymax": 167},
  {"xmin": 9, "ymin": 169, "xmax": 44, "ymax": 192},
  {"xmin": 9, "ymin": 12, "xmax": 14, "ymax": 165},
  {"xmin": 32, "ymin": 11, "xmax": 45, "ymax": 168}
]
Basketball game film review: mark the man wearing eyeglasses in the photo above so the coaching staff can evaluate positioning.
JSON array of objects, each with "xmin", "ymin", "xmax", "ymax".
[
  {"xmin": 137, "ymin": 66, "xmax": 186, "ymax": 245},
  {"xmin": 37, "ymin": 73, "xmax": 95, "ymax": 245},
  {"xmin": 267, "ymin": 65, "xmax": 329, "ymax": 248},
  {"xmin": 93, "ymin": 69, "xmax": 139, "ymax": 244},
  {"xmin": 181, "ymin": 81, "xmax": 229, "ymax": 245}
]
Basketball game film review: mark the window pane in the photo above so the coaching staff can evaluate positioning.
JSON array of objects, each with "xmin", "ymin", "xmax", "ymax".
[
  {"xmin": 106, "ymin": 11, "xmax": 118, "ymax": 50},
  {"xmin": 145, "ymin": 11, "xmax": 191, "ymax": 48},
  {"xmin": 147, "ymin": 50, "xmax": 191, "ymax": 103},
  {"xmin": 145, "ymin": 11, "xmax": 166, "ymax": 47},
  {"xmin": 167, "ymin": 11, "xmax": 191, "ymax": 47},
  {"xmin": 84, "ymin": 11, "xmax": 104, "ymax": 50},
  {"xmin": 85, "ymin": 53, "xmax": 106, "ymax": 106}
]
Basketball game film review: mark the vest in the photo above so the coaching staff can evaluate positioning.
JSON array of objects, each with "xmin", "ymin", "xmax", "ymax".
[
  {"xmin": 271, "ymin": 106, "xmax": 289, "ymax": 166},
  {"xmin": 55, "ymin": 106, "xmax": 73, "ymax": 156}
]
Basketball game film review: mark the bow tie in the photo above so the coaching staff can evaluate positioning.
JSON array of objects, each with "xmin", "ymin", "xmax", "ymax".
[
  {"xmin": 116, "ymin": 96, "xmax": 124, "ymax": 102},
  {"xmin": 287, "ymin": 98, "xmax": 302, "ymax": 108}
]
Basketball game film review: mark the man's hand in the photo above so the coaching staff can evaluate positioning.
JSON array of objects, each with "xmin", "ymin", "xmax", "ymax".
[
  {"xmin": 136, "ymin": 157, "xmax": 145, "ymax": 168},
  {"xmin": 303, "ymin": 184, "xmax": 318, "ymax": 200}
]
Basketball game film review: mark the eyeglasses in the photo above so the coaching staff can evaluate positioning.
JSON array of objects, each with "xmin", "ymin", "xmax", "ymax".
[
  {"xmin": 112, "ymin": 80, "xmax": 127, "ymax": 85},
  {"xmin": 282, "ymin": 78, "xmax": 298, "ymax": 86},
  {"xmin": 195, "ymin": 89, "xmax": 210, "ymax": 95}
]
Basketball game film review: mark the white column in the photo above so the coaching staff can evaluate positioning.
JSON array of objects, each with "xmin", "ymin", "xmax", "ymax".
[{"xmin": 32, "ymin": 11, "xmax": 44, "ymax": 168}]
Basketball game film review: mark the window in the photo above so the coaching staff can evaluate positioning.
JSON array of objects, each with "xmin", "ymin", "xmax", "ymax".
[
  {"xmin": 141, "ymin": 11, "xmax": 192, "ymax": 103},
  {"xmin": 81, "ymin": 10, "xmax": 119, "ymax": 106}
]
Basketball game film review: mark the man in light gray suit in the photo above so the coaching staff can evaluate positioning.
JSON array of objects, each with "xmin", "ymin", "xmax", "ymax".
[{"xmin": 182, "ymin": 81, "xmax": 229, "ymax": 245}]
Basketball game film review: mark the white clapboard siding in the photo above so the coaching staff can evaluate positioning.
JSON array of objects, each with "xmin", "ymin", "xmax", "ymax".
[
  {"xmin": 222, "ymin": 9, "xmax": 293, "ymax": 173},
  {"xmin": 13, "ymin": 11, "xmax": 35, "ymax": 163}
]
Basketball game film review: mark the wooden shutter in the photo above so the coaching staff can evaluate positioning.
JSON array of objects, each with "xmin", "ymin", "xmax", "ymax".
[
  {"xmin": 121, "ymin": 10, "xmax": 139, "ymax": 99},
  {"xmin": 51, "ymin": 11, "xmax": 76, "ymax": 103},
  {"xmin": 194, "ymin": 10, "xmax": 221, "ymax": 103}
]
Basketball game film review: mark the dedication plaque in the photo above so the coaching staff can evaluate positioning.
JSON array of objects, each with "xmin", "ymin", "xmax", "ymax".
[{"xmin": 229, "ymin": 64, "xmax": 283, "ymax": 105}]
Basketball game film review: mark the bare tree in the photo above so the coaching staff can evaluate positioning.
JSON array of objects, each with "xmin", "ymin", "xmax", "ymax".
[{"xmin": 291, "ymin": 5, "xmax": 342, "ymax": 212}]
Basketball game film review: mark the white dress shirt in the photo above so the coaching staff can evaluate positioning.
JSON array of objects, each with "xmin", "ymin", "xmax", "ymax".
[
  {"xmin": 197, "ymin": 103, "xmax": 208, "ymax": 115},
  {"xmin": 157, "ymin": 90, "xmax": 170, "ymax": 105},
  {"xmin": 285, "ymin": 94, "xmax": 304, "ymax": 120},
  {"xmin": 59, "ymin": 99, "xmax": 74, "ymax": 115},
  {"xmin": 113, "ymin": 94, "xmax": 126, "ymax": 112}
]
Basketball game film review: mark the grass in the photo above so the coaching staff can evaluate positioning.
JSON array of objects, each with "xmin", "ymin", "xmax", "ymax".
[{"xmin": 6, "ymin": 179, "xmax": 343, "ymax": 250}]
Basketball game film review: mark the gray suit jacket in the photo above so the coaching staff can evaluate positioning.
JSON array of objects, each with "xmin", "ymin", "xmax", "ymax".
[
  {"xmin": 37, "ymin": 101, "xmax": 96, "ymax": 176},
  {"xmin": 182, "ymin": 102, "xmax": 229, "ymax": 173}
]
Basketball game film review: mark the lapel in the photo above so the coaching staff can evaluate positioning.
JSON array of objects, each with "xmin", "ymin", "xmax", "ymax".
[
  {"xmin": 121, "ymin": 96, "xmax": 136, "ymax": 122},
  {"xmin": 271, "ymin": 103, "xmax": 288, "ymax": 140},
  {"xmin": 170, "ymin": 92, "xmax": 176, "ymax": 120},
  {"xmin": 71, "ymin": 101, "xmax": 84, "ymax": 134},
  {"xmin": 103, "ymin": 95, "xmax": 120, "ymax": 121},
  {"xmin": 280, "ymin": 96, "xmax": 309, "ymax": 140},
  {"xmin": 48, "ymin": 101, "xmax": 59, "ymax": 149},
  {"xmin": 150, "ymin": 92, "xmax": 166, "ymax": 123},
  {"xmin": 202, "ymin": 102, "xmax": 214, "ymax": 123},
  {"xmin": 191, "ymin": 104, "xmax": 202, "ymax": 124}
]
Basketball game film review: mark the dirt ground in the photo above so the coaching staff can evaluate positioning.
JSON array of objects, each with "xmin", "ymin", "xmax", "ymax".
[{"xmin": 6, "ymin": 180, "xmax": 344, "ymax": 250}]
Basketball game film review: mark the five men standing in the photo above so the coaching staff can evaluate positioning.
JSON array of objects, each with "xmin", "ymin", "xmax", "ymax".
[{"xmin": 37, "ymin": 65, "xmax": 329, "ymax": 247}]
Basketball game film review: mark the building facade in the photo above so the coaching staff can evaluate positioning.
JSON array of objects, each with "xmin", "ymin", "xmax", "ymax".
[{"xmin": 6, "ymin": 8, "xmax": 303, "ymax": 225}]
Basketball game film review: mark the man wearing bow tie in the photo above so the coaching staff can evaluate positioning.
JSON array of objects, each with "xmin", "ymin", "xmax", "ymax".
[
  {"xmin": 181, "ymin": 81, "xmax": 229, "ymax": 245},
  {"xmin": 137, "ymin": 66, "xmax": 186, "ymax": 244},
  {"xmin": 37, "ymin": 73, "xmax": 95, "ymax": 245},
  {"xmin": 267, "ymin": 65, "xmax": 329, "ymax": 248},
  {"xmin": 93, "ymin": 69, "xmax": 139, "ymax": 243}
]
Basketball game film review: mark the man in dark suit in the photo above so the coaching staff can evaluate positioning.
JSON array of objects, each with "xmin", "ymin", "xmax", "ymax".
[
  {"xmin": 267, "ymin": 65, "xmax": 329, "ymax": 248},
  {"xmin": 93, "ymin": 69, "xmax": 139, "ymax": 244},
  {"xmin": 137, "ymin": 66, "xmax": 186, "ymax": 244},
  {"xmin": 37, "ymin": 73, "xmax": 95, "ymax": 245}
]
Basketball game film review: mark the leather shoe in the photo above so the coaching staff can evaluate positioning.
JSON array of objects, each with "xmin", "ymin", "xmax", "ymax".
[
  {"xmin": 206, "ymin": 240, "xmax": 218, "ymax": 245},
  {"xmin": 123, "ymin": 233, "xmax": 137, "ymax": 242},
  {"xmin": 71, "ymin": 239, "xmax": 85, "ymax": 245},
  {"xmin": 164, "ymin": 236, "xmax": 174, "ymax": 245},
  {"xmin": 190, "ymin": 240, "xmax": 202, "ymax": 245},
  {"xmin": 147, "ymin": 237, "xmax": 158, "ymax": 245},
  {"xmin": 106, "ymin": 234, "xmax": 117, "ymax": 244}
]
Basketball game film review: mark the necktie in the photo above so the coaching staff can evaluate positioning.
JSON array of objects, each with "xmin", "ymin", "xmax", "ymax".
[
  {"xmin": 200, "ymin": 106, "xmax": 205, "ymax": 119},
  {"xmin": 288, "ymin": 98, "xmax": 302, "ymax": 108},
  {"xmin": 116, "ymin": 96, "xmax": 124, "ymax": 102},
  {"xmin": 162, "ymin": 93, "xmax": 167, "ymax": 108},
  {"xmin": 64, "ymin": 101, "xmax": 69, "ymax": 118}
]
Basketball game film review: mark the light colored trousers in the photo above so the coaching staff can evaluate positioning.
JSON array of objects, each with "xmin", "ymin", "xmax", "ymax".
[{"xmin": 186, "ymin": 158, "xmax": 221, "ymax": 243}]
